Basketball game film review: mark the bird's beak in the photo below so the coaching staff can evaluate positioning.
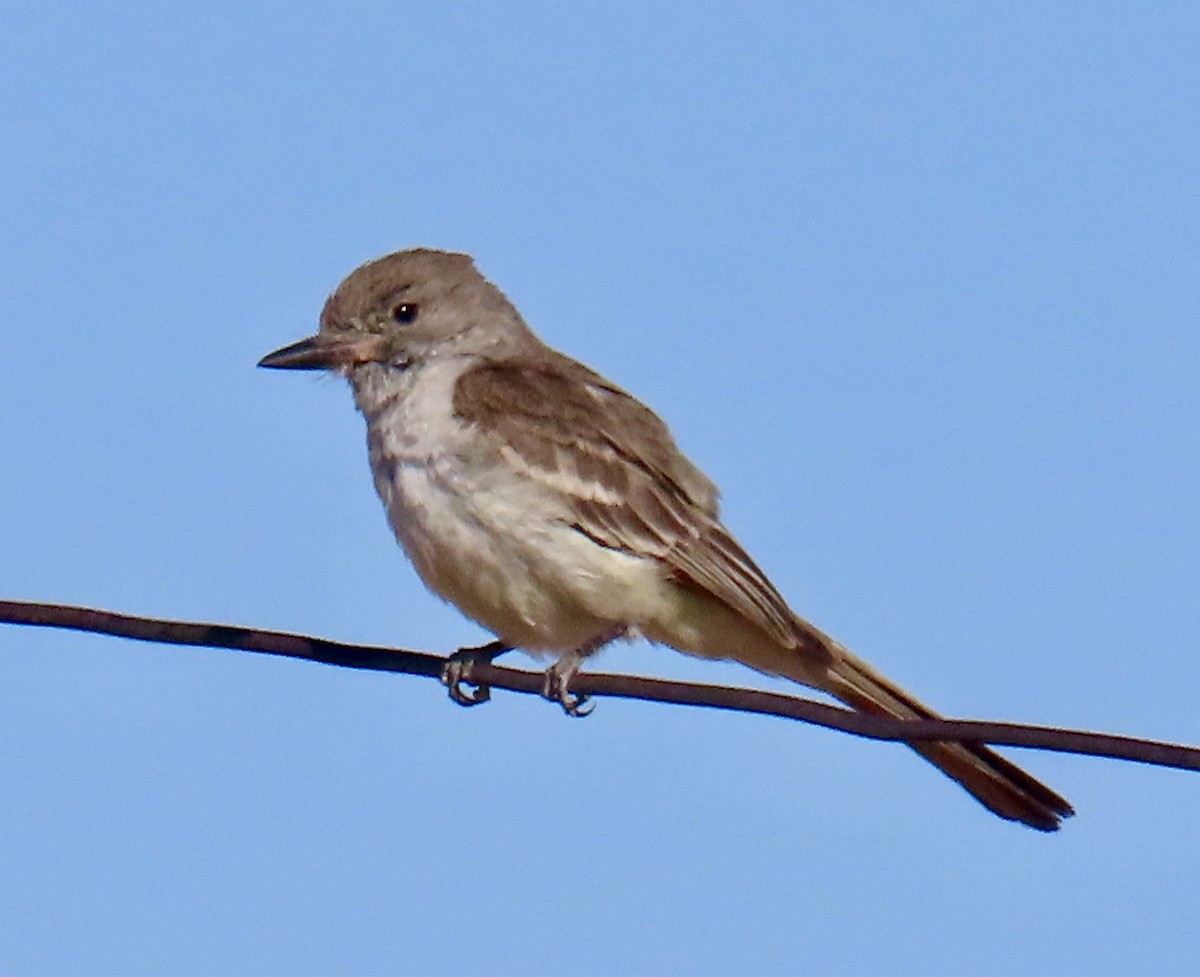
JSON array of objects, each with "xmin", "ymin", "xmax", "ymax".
[{"xmin": 257, "ymin": 333, "xmax": 385, "ymax": 371}]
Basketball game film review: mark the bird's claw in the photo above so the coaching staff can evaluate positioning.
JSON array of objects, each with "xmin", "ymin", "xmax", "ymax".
[
  {"xmin": 440, "ymin": 641, "xmax": 508, "ymax": 707},
  {"xmin": 542, "ymin": 666, "xmax": 594, "ymax": 718},
  {"xmin": 442, "ymin": 656, "xmax": 490, "ymax": 706}
]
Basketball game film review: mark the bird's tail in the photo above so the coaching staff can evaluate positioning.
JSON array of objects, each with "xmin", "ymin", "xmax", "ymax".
[
  {"xmin": 653, "ymin": 584, "xmax": 1073, "ymax": 829},
  {"xmin": 809, "ymin": 636, "xmax": 1073, "ymax": 831}
]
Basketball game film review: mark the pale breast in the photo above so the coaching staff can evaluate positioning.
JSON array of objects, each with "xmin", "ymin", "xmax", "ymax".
[{"xmin": 348, "ymin": 357, "xmax": 666, "ymax": 652}]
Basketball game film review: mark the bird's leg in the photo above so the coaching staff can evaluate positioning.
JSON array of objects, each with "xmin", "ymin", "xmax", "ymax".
[
  {"xmin": 542, "ymin": 626, "xmax": 630, "ymax": 717},
  {"xmin": 542, "ymin": 651, "xmax": 592, "ymax": 717},
  {"xmin": 441, "ymin": 639, "xmax": 511, "ymax": 707}
]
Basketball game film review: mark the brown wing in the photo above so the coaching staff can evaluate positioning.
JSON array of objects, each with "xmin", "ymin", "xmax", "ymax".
[{"xmin": 452, "ymin": 355, "xmax": 801, "ymax": 648}]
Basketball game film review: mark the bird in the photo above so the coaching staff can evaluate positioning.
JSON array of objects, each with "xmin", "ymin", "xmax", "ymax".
[{"xmin": 258, "ymin": 247, "xmax": 1073, "ymax": 831}]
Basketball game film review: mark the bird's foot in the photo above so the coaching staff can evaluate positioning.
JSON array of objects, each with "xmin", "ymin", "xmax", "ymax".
[
  {"xmin": 542, "ymin": 654, "xmax": 593, "ymax": 717},
  {"xmin": 441, "ymin": 640, "xmax": 510, "ymax": 707}
]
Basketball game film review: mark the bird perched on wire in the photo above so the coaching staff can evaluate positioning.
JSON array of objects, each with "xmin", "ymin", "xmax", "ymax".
[{"xmin": 259, "ymin": 247, "xmax": 1073, "ymax": 831}]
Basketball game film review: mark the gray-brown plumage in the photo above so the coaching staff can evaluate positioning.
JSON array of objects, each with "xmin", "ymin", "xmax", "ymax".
[{"xmin": 259, "ymin": 247, "xmax": 1074, "ymax": 831}]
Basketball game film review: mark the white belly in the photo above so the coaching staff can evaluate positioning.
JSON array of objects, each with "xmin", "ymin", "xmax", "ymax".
[{"xmin": 352, "ymin": 358, "xmax": 667, "ymax": 653}]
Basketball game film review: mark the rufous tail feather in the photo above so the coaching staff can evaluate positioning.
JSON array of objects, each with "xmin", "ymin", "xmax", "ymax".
[{"xmin": 813, "ymin": 646, "xmax": 1073, "ymax": 831}]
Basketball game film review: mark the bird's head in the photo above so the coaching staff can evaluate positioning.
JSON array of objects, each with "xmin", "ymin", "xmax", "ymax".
[{"xmin": 258, "ymin": 248, "xmax": 532, "ymax": 374}]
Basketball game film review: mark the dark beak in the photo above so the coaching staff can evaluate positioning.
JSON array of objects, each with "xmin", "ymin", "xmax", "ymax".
[
  {"xmin": 258, "ymin": 333, "xmax": 386, "ymax": 371},
  {"xmin": 258, "ymin": 336, "xmax": 330, "ymax": 370}
]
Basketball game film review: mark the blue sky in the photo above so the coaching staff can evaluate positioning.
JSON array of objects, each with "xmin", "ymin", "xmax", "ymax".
[{"xmin": 2, "ymin": 3, "xmax": 1198, "ymax": 974}]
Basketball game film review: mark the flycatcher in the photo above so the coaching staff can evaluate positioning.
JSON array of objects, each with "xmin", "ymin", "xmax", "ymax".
[{"xmin": 259, "ymin": 248, "xmax": 1072, "ymax": 831}]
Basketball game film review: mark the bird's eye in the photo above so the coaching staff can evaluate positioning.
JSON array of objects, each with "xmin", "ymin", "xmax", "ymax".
[{"xmin": 391, "ymin": 303, "xmax": 419, "ymax": 324}]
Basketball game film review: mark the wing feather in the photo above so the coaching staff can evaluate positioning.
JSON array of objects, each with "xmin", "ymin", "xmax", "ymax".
[{"xmin": 453, "ymin": 356, "xmax": 800, "ymax": 648}]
